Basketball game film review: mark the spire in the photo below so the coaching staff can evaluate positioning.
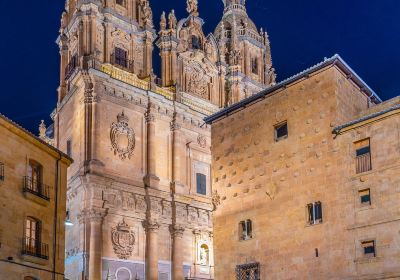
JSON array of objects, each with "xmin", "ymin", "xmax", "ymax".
[
  {"xmin": 186, "ymin": 0, "xmax": 199, "ymax": 16},
  {"xmin": 160, "ymin": 12, "xmax": 166, "ymax": 31}
]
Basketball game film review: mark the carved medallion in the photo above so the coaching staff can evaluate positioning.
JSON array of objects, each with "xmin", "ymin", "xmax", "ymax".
[
  {"xmin": 111, "ymin": 219, "xmax": 135, "ymax": 259},
  {"xmin": 110, "ymin": 112, "xmax": 135, "ymax": 160}
]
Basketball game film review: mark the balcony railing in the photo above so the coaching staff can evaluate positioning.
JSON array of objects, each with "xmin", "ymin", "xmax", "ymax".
[
  {"xmin": 23, "ymin": 177, "xmax": 50, "ymax": 201},
  {"xmin": 111, "ymin": 53, "xmax": 134, "ymax": 73},
  {"xmin": 65, "ymin": 55, "xmax": 78, "ymax": 80},
  {"xmin": 22, "ymin": 237, "xmax": 49, "ymax": 260},
  {"xmin": 356, "ymin": 153, "xmax": 372, "ymax": 174},
  {"xmin": 0, "ymin": 163, "xmax": 4, "ymax": 181}
]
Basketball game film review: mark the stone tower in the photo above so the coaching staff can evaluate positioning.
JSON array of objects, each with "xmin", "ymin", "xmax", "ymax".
[
  {"xmin": 215, "ymin": 0, "xmax": 276, "ymax": 104},
  {"xmin": 55, "ymin": 0, "xmax": 216, "ymax": 280},
  {"xmin": 53, "ymin": 0, "xmax": 275, "ymax": 279}
]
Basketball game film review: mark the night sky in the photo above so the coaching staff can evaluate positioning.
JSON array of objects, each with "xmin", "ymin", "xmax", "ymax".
[{"xmin": 0, "ymin": 0, "xmax": 399, "ymax": 133}]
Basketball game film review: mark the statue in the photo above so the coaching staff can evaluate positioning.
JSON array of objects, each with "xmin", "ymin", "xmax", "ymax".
[
  {"xmin": 186, "ymin": 0, "xmax": 199, "ymax": 16},
  {"xmin": 140, "ymin": 0, "xmax": 153, "ymax": 28},
  {"xmin": 168, "ymin": 10, "xmax": 177, "ymax": 30},
  {"xmin": 199, "ymin": 244, "xmax": 209, "ymax": 265}
]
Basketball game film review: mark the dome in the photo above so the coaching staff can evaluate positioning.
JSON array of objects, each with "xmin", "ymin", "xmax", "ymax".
[{"xmin": 214, "ymin": 11, "xmax": 258, "ymax": 39}]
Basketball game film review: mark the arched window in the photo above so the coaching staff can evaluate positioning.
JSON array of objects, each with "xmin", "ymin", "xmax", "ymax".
[{"xmin": 27, "ymin": 160, "xmax": 42, "ymax": 193}]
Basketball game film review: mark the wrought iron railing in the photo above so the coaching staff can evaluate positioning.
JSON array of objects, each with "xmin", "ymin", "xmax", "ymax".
[
  {"xmin": 111, "ymin": 53, "xmax": 134, "ymax": 73},
  {"xmin": 356, "ymin": 153, "xmax": 372, "ymax": 174},
  {"xmin": 22, "ymin": 237, "xmax": 49, "ymax": 260},
  {"xmin": 65, "ymin": 55, "xmax": 78, "ymax": 80},
  {"xmin": 0, "ymin": 163, "xmax": 4, "ymax": 181},
  {"xmin": 23, "ymin": 177, "xmax": 50, "ymax": 201}
]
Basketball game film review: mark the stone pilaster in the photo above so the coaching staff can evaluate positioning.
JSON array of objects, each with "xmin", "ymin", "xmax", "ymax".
[
  {"xmin": 144, "ymin": 111, "xmax": 160, "ymax": 188},
  {"xmin": 170, "ymin": 116, "xmax": 184, "ymax": 192},
  {"xmin": 87, "ymin": 208, "xmax": 107, "ymax": 280},
  {"xmin": 143, "ymin": 220, "xmax": 160, "ymax": 280},
  {"xmin": 171, "ymin": 225, "xmax": 185, "ymax": 280}
]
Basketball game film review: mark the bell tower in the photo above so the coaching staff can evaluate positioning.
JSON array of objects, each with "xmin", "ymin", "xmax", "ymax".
[
  {"xmin": 58, "ymin": 0, "xmax": 156, "ymax": 103},
  {"xmin": 215, "ymin": 0, "xmax": 276, "ymax": 105}
]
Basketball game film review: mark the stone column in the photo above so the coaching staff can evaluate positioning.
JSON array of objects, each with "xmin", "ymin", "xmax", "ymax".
[
  {"xmin": 171, "ymin": 117, "xmax": 184, "ymax": 193},
  {"xmin": 171, "ymin": 225, "xmax": 185, "ymax": 280},
  {"xmin": 88, "ymin": 209, "xmax": 106, "ymax": 280},
  {"xmin": 144, "ymin": 111, "xmax": 160, "ymax": 188},
  {"xmin": 58, "ymin": 41, "xmax": 68, "ymax": 102},
  {"xmin": 144, "ymin": 220, "xmax": 160, "ymax": 280}
]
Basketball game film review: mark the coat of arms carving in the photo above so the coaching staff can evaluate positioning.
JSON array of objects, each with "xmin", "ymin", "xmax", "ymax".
[
  {"xmin": 110, "ymin": 111, "xmax": 135, "ymax": 160},
  {"xmin": 111, "ymin": 219, "xmax": 135, "ymax": 259}
]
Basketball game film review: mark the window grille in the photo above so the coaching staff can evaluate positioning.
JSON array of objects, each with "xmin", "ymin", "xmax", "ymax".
[
  {"xmin": 239, "ymin": 220, "xmax": 252, "ymax": 241},
  {"xmin": 307, "ymin": 202, "xmax": 322, "ymax": 225},
  {"xmin": 22, "ymin": 217, "xmax": 48, "ymax": 260},
  {"xmin": 236, "ymin": 262, "xmax": 260, "ymax": 280}
]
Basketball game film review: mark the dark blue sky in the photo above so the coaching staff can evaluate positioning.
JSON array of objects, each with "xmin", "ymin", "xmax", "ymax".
[{"xmin": 1, "ymin": 0, "xmax": 399, "ymax": 133}]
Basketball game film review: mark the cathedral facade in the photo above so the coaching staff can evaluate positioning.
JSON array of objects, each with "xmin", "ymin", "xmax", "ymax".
[{"xmin": 54, "ymin": 0, "xmax": 274, "ymax": 279}]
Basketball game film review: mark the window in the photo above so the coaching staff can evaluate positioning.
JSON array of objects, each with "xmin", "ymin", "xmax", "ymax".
[
  {"xmin": 116, "ymin": 0, "xmax": 124, "ymax": 6},
  {"xmin": 239, "ymin": 220, "xmax": 252, "ymax": 241},
  {"xmin": 274, "ymin": 122, "xmax": 288, "ymax": 142},
  {"xmin": 22, "ymin": 217, "xmax": 48, "ymax": 260},
  {"xmin": 362, "ymin": 240, "xmax": 376, "ymax": 257},
  {"xmin": 192, "ymin": 36, "xmax": 201, "ymax": 50},
  {"xmin": 24, "ymin": 277, "xmax": 39, "ymax": 280},
  {"xmin": 307, "ymin": 202, "xmax": 323, "ymax": 225},
  {"xmin": 355, "ymin": 139, "xmax": 372, "ymax": 173},
  {"xmin": 0, "ymin": 162, "xmax": 4, "ymax": 181},
  {"xmin": 359, "ymin": 189, "xmax": 371, "ymax": 205},
  {"xmin": 65, "ymin": 54, "xmax": 78, "ymax": 80},
  {"xmin": 236, "ymin": 262, "xmax": 260, "ymax": 280},
  {"xmin": 196, "ymin": 173, "xmax": 207, "ymax": 195},
  {"xmin": 24, "ymin": 160, "xmax": 50, "ymax": 200},
  {"xmin": 27, "ymin": 161, "xmax": 42, "ymax": 193},
  {"xmin": 114, "ymin": 47, "xmax": 128, "ymax": 68},
  {"xmin": 67, "ymin": 140, "xmax": 72, "ymax": 158},
  {"xmin": 251, "ymin": 58, "xmax": 258, "ymax": 74}
]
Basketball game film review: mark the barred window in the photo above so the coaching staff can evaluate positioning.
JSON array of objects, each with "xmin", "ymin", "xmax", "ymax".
[
  {"xmin": 307, "ymin": 202, "xmax": 322, "ymax": 225},
  {"xmin": 236, "ymin": 262, "xmax": 260, "ymax": 280},
  {"xmin": 114, "ymin": 47, "xmax": 128, "ymax": 68},
  {"xmin": 239, "ymin": 220, "xmax": 252, "ymax": 241}
]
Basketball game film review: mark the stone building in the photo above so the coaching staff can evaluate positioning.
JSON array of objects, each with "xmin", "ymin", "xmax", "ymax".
[
  {"xmin": 205, "ymin": 55, "xmax": 400, "ymax": 279},
  {"xmin": 0, "ymin": 114, "xmax": 72, "ymax": 280},
  {"xmin": 53, "ymin": 0, "xmax": 274, "ymax": 279}
]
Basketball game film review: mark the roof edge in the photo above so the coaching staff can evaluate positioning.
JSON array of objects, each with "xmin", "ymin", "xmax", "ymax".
[
  {"xmin": 204, "ymin": 54, "xmax": 382, "ymax": 124},
  {"xmin": 0, "ymin": 113, "xmax": 73, "ymax": 164}
]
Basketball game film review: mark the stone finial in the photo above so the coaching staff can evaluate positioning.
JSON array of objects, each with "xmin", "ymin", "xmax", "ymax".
[
  {"xmin": 186, "ymin": 0, "xmax": 199, "ymax": 16},
  {"xmin": 168, "ymin": 10, "xmax": 177, "ymax": 30},
  {"xmin": 39, "ymin": 120, "xmax": 47, "ymax": 139},
  {"xmin": 160, "ymin": 11, "xmax": 167, "ymax": 30}
]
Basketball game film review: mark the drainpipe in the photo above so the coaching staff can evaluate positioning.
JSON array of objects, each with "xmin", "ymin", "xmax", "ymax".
[{"xmin": 53, "ymin": 153, "xmax": 62, "ymax": 280}]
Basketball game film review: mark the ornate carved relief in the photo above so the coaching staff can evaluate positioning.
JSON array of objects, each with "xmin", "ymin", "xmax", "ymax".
[
  {"xmin": 197, "ymin": 134, "xmax": 207, "ymax": 148},
  {"xmin": 185, "ymin": 63, "xmax": 208, "ymax": 98},
  {"xmin": 110, "ymin": 111, "xmax": 135, "ymax": 160},
  {"xmin": 111, "ymin": 219, "xmax": 136, "ymax": 260}
]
